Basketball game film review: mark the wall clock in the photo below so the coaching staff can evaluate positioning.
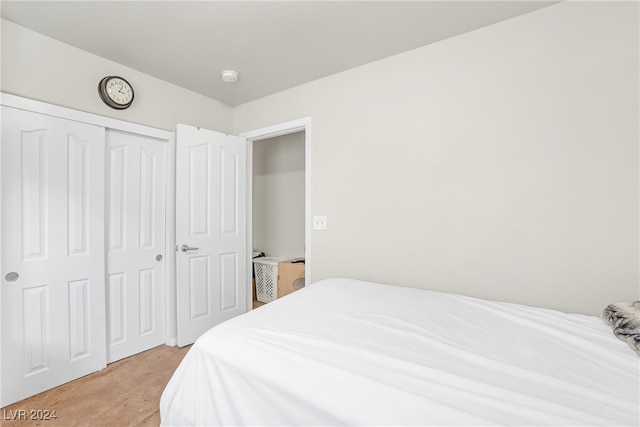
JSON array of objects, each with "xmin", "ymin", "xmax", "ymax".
[{"xmin": 98, "ymin": 76, "xmax": 134, "ymax": 109}]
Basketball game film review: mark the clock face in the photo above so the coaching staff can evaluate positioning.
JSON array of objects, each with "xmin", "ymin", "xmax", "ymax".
[
  {"xmin": 106, "ymin": 78, "xmax": 133, "ymax": 105},
  {"xmin": 98, "ymin": 76, "xmax": 134, "ymax": 109}
]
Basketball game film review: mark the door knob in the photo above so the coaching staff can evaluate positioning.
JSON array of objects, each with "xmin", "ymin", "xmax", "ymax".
[
  {"xmin": 5, "ymin": 272, "xmax": 19, "ymax": 282},
  {"xmin": 180, "ymin": 244, "xmax": 199, "ymax": 253}
]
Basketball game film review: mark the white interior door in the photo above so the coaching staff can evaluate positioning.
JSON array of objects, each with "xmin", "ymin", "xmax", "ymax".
[
  {"xmin": 106, "ymin": 130, "xmax": 166, "ymax": 363},
  {"xmin": 1, "ymin": 106, "xmax": 106, "ymax": 406},
  {"xmin": 176, "ymin": 124, "xmax": 247, "ymax": 346}
]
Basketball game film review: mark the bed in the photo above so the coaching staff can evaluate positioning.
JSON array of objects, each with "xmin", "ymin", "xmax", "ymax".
[{"xmin": 160, "ymin": 278, "xmax": 639, "ymax": 426}]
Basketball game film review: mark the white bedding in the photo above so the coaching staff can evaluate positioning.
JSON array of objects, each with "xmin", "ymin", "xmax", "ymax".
[{"xmin": 160, "ymin": 278, "xmax": 640, "ymax": 426}]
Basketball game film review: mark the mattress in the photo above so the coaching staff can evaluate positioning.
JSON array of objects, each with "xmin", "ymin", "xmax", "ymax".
[{"xmin": 160, "ymin": 278, "xmax": 639, "ymax": 426}]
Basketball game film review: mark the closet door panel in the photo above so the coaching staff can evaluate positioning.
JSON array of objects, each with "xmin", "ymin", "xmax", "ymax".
[
  {"xmin": 1, "ymin": 106, "xmax": 106, "ymax": 407},
  {"xmin": 106, "ymin": 130, "xmax": 166, "ymax": 363},
  {"xmin": 67, "ymin": 135, "xmax": 89, "ymax": 255}
]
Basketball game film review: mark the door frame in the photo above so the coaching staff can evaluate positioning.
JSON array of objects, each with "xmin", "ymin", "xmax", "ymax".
[
  {"xmin": 240, "ymin": 117, "xmax": 313, "ymax": 310},
  {"xmin": 0, "ymin": 93, "xmax": 176, "ymax": 370}
]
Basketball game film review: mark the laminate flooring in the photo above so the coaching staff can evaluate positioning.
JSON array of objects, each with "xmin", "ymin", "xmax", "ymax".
[{"xmin": 1, "ymin": 344, "xmax": 190, "ymax": 427}]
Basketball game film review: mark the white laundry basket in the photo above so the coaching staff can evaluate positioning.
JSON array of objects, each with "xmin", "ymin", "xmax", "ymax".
[{"xmin": 253, "ymin": 257, "xmax": 284, "ymax": 303}]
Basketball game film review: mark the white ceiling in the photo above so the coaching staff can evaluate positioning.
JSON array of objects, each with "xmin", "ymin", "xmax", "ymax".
[{"xmin": 1, "ymin": 1, "xmax": 558, "ymax": 106}]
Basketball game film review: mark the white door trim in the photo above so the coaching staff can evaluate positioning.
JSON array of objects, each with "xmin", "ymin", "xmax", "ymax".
[
  {"xmin": 240, "ymin": 117, "xmax": 313, "ymax": 310},
  {"xmin": 164, "ymin": 132, "xmax": 177, "ymax": 347},
  {"xmin": 0, "ymin": 93, "xmax": 172, "ymax": 138}
]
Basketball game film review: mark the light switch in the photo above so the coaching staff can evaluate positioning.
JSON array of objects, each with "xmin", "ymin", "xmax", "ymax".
[{"xmin": 313, "ymin": 215, "xmax": 328, "ymax": 230}]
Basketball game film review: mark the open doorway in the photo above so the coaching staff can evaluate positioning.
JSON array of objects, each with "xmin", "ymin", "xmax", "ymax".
[
  {"xmin": 241, "ymin": 118, "xmax": 312, "ymax": 310},
  {"xmin": 252, "ymin": 131, "xmax": 305, "ymax": 259},
  {"xmin": 251, "ymin": 132, "xmax": 305, "ymax": 307}
]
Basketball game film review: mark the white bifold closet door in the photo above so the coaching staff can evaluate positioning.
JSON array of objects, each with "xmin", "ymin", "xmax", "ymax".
[
  {"xmin": 1, "ymin": 106, "xmax": 107, "ymax": 406},
  {"xmin": 106, "ymin": 130, "xmax": 166, "ymax": 363}
]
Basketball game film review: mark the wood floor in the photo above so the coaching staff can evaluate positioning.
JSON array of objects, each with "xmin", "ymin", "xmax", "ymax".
[
  {"xmin": 1, "ymin": 345, "xmax": 190, "ymax": 427},
  {"xmin": 2, "ymin": 303, "xmax": 266, "ymax": 426}
]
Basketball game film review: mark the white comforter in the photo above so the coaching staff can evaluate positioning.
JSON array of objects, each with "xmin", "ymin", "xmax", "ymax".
[{"xmin": 160, "ymin": 278, "xmax": 639, "ymax": 426}]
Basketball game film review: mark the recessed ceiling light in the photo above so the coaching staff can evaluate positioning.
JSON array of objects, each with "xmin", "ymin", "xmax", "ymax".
[{"xmin": 221, "ymin": 70, "xmax": 239, "ymax": 83}]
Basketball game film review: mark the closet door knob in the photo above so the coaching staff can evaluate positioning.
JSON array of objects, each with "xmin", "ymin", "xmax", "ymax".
[
  {"xmin": 5, "ymin": 272, "xmax": 19, "ymax": 282},
  {"xmin": 156, "ymin": 254, "xmax": 163, "ymax": 261}
]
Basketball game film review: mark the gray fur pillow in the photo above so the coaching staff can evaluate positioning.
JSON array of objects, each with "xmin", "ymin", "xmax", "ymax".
[{"xmin": 601, "ymin": 301, "xmax": 640, "ymax": 356}]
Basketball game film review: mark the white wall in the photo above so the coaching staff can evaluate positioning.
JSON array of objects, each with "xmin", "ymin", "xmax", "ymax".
[
  {"xmin": 234, "ymin": 1, "xmax": 640, "ymax": 315},
  {"xmin": 253, "ymin": 132, "xmax": 305, "ymax": 259},
  {"xmin": 1, "ymin": 20, "xmax": 233, "ymax": 132}
]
